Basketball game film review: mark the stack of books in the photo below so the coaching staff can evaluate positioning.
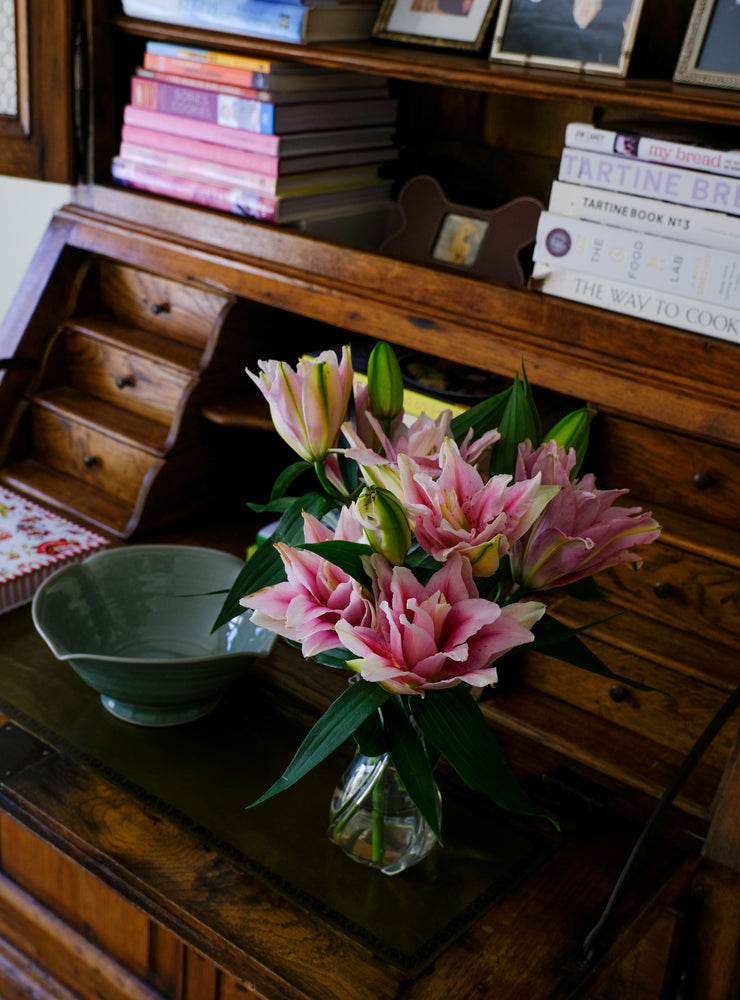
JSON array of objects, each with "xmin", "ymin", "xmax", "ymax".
[
  {"xmin": 122, "ymin": 0, "xmax": 382, "ymax": 45},
  {"xmin": 112, "ymin": 41, "xmax": 399, "ymax": 225},
  {"xmin": 531, "ymin": 120, "xmax": 740, "ymax": 346}
]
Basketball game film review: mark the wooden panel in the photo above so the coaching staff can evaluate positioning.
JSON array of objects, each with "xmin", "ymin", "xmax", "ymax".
[
  {"xmin": 592, "ymin": 414, "xmax": 740, "ymax": 532},
  {"xmin": 64, "ymin": 324, "xmax": 197, "ymax": 425},
  {"xmin": 0, "ymin": 0, "xmax": 77, "ymax": 182},
  {"xmin": 182, "ymin": 949, "xmax": 219, "ymax": 1000},
  {"xmin": 97, "ymin": 260, "xmax": 233, "ymax": 352},
  {"xmin": 31, "ymin": 402, "xmax": 158, "ymax": 501}
]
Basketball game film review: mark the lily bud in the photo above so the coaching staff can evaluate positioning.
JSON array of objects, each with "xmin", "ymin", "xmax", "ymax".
[
  {"xmin": 355, "ymin": 486, "xmax": 411, "ymax": 566},
  {"xmin": 547, "ymin": 407, "xmax": 592, "ymax": 477},
  {"xmin": 366, "ymin": 341, "xmax": 404, "ymax": 422}
]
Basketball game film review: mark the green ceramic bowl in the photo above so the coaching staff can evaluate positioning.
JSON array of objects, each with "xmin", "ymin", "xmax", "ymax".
[{"xmin": 32, "ymin": 544, "xmax": 275, "ymax": 727}]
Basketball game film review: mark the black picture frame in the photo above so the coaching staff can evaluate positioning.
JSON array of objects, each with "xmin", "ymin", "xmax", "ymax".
[
  {"xmin": 489, "ymin": 0, "xmax": 645, "ymax": 77},
  {"xmin": 674, "ymin": 0, "xmax": 740, "ymax": 89}
]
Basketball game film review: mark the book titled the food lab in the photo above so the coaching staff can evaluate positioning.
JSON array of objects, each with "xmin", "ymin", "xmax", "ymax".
[{"xmin": 0, "ymin": 487, "xmax": 109, "ymax": 613}]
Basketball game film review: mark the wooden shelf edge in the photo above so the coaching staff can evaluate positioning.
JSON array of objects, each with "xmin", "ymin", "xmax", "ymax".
[{"xmin": 114, "ymin": 15, "xmax": 740, "ymax": 123}]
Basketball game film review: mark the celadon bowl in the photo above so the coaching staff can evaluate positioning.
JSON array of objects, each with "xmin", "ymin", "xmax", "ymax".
[{"xmin": 32, "ymin": 544, "xmax": 275, "ymax": 727}]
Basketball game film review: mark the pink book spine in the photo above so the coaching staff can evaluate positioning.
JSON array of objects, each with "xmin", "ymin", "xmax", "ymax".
[
  {"xmin": 120, "ymin": 123, "xmax": 280, "ymax": 177},
  {"xmin": 130, "ymin": 77, "xmax": 275, "ymax": 134},
  {"xmin": 111, "ymin": 158, "xmax": 279, "ymax": 221},
  {"xmin": 122, "ymin": 104, "xmax": 280, "ymax": 155},
  {"xmin": 119, "ymin": 141, "xmax": 279, "ymax": 193}
]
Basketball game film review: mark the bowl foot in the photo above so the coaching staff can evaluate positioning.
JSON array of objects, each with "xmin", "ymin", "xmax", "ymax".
[{"xmin": 100, "ymin": 695, "xmax": 221, "ymax": 726}]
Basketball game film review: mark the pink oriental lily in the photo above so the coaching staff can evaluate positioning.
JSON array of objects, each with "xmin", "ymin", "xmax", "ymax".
[
  {"xmin": 248, "ymin": 347, "xmax": 352, "ymax": 463},
  {"xmin": 334, "ymin": 553, "xmax": 545, "ymax": 695},
  {"xmin": 398, "ymin": 438, "xmax": 558, "ymax": 577},
  {"xmin": 340, "ymin": 397, "xmax": 500, "ymax": 495},
  {"xmin": 240, "ymin": 509, "xmax": 372, "ymax": 658},
  {"xmin": 510, "ymin": 440, "xmax": 662, "ymax": 592}
]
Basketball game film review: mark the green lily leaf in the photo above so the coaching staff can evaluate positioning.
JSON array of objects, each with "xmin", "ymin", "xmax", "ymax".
[
  {"xmin": 531, "ymin": 614, "xmax": 669, "ymax": 696},
  {"xmin": 298, "ymin": 540, "xmax": 374, "ymax": 589},
  {"xmin": 353, "ymin": 707, "xmax": 387, "ymax": 757},
  {"xmin": 313, "ymin": 646, "xmax": 356, "ymax": 671},
  {"xmin": 384, "ymin": 699, "xmax": 442, "ymax": 843},
  {"xmin": 451, "ymin": 383, "xmax": 514, "ymax": 446},
  {"xmin": 270, "ymin": 460, "xmax": 312, "ymax": 500},
  {"xmin": 249, "ymin": 679, "xmax": 391, "ymax": 807},
  {"xmin": 414, "ymin": 685, "xmax": 557, "ymax": 826},
  {"xmin": 489, "ymin": 370, "xmax": 541, "ymax": 479},
  {"xmin": 213, "ymin": 492, "xmax": 336, "ymax": 631}
]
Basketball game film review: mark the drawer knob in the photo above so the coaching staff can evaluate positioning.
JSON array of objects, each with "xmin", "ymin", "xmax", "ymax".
[
  {"xmin": 653, "ymin": 581, "xmax": 672, "ymax": 599},
  {"xmin": 151, "ymin": 302, "xmax": 170, "ymax": 315},
  {"xmin": 116, "ymin": 375, "xmax": 135, "ymax": 389},
  {"xmin": 693, "ymin": 472, "xmax": 714, "ymax": 490},
  {"xmin": 609, "ymin": 684, "xmax": 627, "ymax": 703},
  {"xmin": 83, "ymin": 455, "xmax": 100, "ymax": 468}
]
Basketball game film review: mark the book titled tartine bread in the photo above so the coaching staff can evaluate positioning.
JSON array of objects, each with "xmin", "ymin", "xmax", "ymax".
[{"xmin": 0, "ymin": 487, "xmax": 109, "ymax": 613}]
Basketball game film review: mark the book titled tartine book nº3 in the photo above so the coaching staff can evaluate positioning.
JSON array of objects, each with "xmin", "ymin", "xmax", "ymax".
[{"xmin": 0, "ymin": 487, "xmax": 108, "ymax": 614}]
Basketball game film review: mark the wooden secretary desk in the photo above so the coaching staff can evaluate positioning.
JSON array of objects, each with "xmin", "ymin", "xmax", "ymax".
[{"xmin": 1, "ymin": 1, "xmax": 740, "ymax": 998}]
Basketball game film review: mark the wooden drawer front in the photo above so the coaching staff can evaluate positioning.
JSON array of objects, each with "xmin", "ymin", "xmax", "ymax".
[
  {"xmin": 65, "ymin": 329, "xmax": 194, "ymax": 425},
  {"xmin": 592, "ymin": 415, "xmax": 740, "ymax": 531},
  {"xmin": 31, "ymin": 407, "xmax": 157, "ymax": 502},
  {"xmin": 600, "ymin": 542, "xmax": 740, "ymax": 649},
  {"xmin": 97, "ymin": 261, "xmax": 232, "ymax": 349},
  {"xmin": 517, "ymin": 641, "xmax": 737, "ymax": 774}
]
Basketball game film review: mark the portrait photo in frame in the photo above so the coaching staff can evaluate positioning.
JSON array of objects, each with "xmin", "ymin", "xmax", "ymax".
[
  {"xmin": 674, "ymin": 0, "xmax": 740, "ymax": 90},
  {"xmin": 489, "ymin": 0, "xmax": 645, "ymax": 76},
  {"xmin": 372, "ymin": 0, "xmax": 498, "ymax": 51}
]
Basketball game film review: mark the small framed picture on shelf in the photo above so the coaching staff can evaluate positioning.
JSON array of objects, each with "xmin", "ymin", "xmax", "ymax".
[
  {"xmin": 372, "ymin": 0, "xmax": 498, "ymax": 50},
  {"xmin": 674, "ymin": 0, "xmax": 740, "ymax": 90},
  {"xmin": 489, "ymin": 0, "xmax": 645, "ymax": 76}
]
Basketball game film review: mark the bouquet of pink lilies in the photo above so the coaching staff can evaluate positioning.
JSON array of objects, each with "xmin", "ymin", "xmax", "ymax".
[{"xmin": 215, "ymin": 342, "xmax": 660, "ymax": 838}]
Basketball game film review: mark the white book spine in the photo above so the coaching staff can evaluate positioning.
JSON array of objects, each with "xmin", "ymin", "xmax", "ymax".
[
  {"xmin": 564, "ymin": 122, "xmax": 740, "ymax": 180},
  {"xmin": 547, "ymin": 181, "xmax": 740, "ymax": 253},
  {"xmin": 558, "ymin": 149, "xmax": 740, "ymax": 217},
  {"xmin": 532, "ymin": 263, "xmax": 740, "ymax": 346},
  {"xmin": 533, "ymin": 211, "xmax": 740, "ymax": 309}
]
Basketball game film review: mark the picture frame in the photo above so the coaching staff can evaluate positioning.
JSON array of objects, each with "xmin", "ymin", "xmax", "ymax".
[
  {"xmin": 372, "ymin": 0, "xmax": 498, "ymax": 51},
  {"xmin": 489, "ymin": 0, "xmax": 645, "ymax": 77},
  {"xmin": 380, "ymin": 176, "xmax": 543, "ymax": 285},
  {"xmin": 674, "ymin": 0, "xmax": 740, "ymax": 90}
]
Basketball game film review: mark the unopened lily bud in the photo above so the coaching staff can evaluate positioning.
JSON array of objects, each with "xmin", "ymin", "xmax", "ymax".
[
  {"xmin": 366, "ymin": 340, "xmax": 404, "ymax": 422},
  {"xmin": 547, "ymin": 407, "xmax": 591, "ymax": 477},
  {"xmin": 355, "ymin": 486, "xmax": 411, "ymax": 566}
]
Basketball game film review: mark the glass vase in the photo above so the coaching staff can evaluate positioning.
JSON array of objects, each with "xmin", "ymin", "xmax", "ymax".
[{"xmin": 328, "ymin": 751, "xmax": 441, "ymax": 876}]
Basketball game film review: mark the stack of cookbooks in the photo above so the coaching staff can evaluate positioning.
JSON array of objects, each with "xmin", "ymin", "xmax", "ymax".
[
  {"xmin": 530, "ymin": 120, "xmax": 740, "ymax": 346},
  {"xmin": 0, "ymin": 487, "xmax": 108, "ymax": 614},
  {"xmin": 122, "ymin": 0, "xmax": 382, "ymax": 45},
  {"xmin": 112, "ymin": 42, "xmax": 399, "ymax": 224}
]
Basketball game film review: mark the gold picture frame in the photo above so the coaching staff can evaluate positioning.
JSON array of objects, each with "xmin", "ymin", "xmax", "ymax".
[
  {"xmin": 674, "ymin": 0, "xmax": 740, "ymax": 90},
  {"xmin": 373, "ymin": 0, "xmax": 498, "ymax": 51},
  {"xmin": 489, "ymin": 0, "xmax": 645, "ymax": 77}
]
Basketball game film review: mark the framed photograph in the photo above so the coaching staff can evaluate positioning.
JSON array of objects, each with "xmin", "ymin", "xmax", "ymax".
[
  {"xmin": 373, "ymin": 0, "xmax": 498, "ymax": 51},
  {"xmin": 381, "ymin": 176, "xmax": 543, "ymax": 285},
  {"xmin": 674, "ymin": 0, "xmax": 740, "ymax": 90},
  {"xmin": 489, "ymin": 0, "xmax": 645, "ymax": 76}
]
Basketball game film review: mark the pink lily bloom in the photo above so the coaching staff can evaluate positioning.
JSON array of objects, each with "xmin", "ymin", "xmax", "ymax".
[
  {"xmin": 248, "ymin": 346, "xmax": 353, "ymax": 463},
  {"xmin": 240, "ymin": 511, "xmax": 371, "ymax": 658},
  {"xmin": 510, "ymin": 440, "xmax": 662, "ymax": 592},
  {"xmin": 334, "ymin": 552, "xmax": 545, "ymax": 695},
  {"xmin": 397, "ymin": 438, "xmax": 558, "ymax": 577},
  {"xmin": 340, "ymin": 392, "xmax": 501, "ymax": 494}
]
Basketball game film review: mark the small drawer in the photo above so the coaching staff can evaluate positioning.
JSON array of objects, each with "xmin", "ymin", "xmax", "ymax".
[
  {"xmin": 64, "ymin": 326, "xmax": 196, "ymax": 425},
  {"xmin": 517, "ymin": 641, "xmax": 737, "ymax": 773},
  {"xmin": 97, "ymin": 261, "xmax": 232, "ymax": 349},
  {"xmin": 601, "ymin": 540, "xmax": 740, "ymax": 650},
  {"xmin": 591, "ymin": 414, "xmax": 740, "ymax": 531},
  {"xmin": 31, "ymin": 405, "xmax": 159, "ymax": 503}
]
